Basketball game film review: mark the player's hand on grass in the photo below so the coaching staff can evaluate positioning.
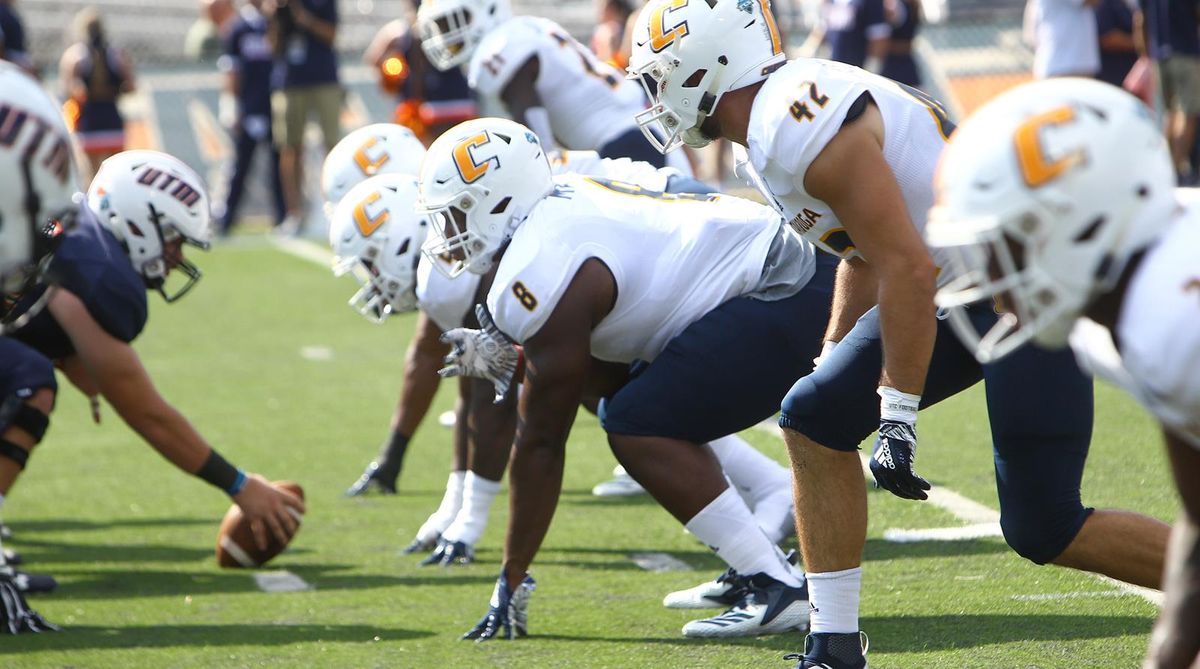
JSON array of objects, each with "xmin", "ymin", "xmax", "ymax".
[
  {"xmin": 462, "ymin": 572, "xmax": 535, "ymax": 642},
  {"xmin": 870, "ymin": 387, "xmax": 930, "ymax": 501},
  {"xmin": 439, "ymin": 305, "xmax": 521, "ymax": 403},
  {"xmin": 233, "ymin": 475, "xmax": 306, "ymax": 550}
]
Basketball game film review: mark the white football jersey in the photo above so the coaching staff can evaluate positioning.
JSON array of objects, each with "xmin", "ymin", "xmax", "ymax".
[
  {"xmin": 416, "ymin": 253, "xmax": 483, "ymax": 332},
  {"xmin": 550, "ymin": 150, "xmax": 680, "ymax": 192},
  {"xmin": 740, "ymin": 59, "xmax": 951, "ymax": 271},
  {"xmin": 487, "ymin": 174, "xmax": 812, "ymax": 364},
  {"xmin": 1068, "ymin": 189, "xmax": 1200, "ymax": 449},
  {"xmin": 468, "ymin": 16, "xmax": 647, "ymax": 150}
]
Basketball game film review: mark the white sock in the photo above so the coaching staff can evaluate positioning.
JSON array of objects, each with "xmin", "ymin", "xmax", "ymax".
[
  {"xmin": 708, "ymin": 435, "xmax": 793, "ymax": 542},
  {"xmin": 415, "ymin": 471, "xmax": 466, "ymax": 542},
  {"xmin": 441, "ymin": 471, "xmax": 501, "ymax": 545},
  {"xmin": 807, "ymin": 567, "xmax": 862, "ymax": 634},
  {"xmin": 685, "ymin": 487, "xmax": 803, "ymax": 587}
]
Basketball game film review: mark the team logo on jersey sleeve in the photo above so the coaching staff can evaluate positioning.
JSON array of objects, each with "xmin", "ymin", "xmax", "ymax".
[
  {"xmin": 648, "ymin": 0, "xmax": 690, "ymax": 53},
  {"xmin": 452, "ymin": 132, "xmax": 500, "ymax": 184},
  {"xmin": 1013, "ymin": 106, "xmax": 1086, "ymax": 188}
]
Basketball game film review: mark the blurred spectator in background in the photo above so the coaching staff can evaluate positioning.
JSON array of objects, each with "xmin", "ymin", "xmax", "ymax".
[
  {"xmin": 1093, "ymin": 0, "xmax": 1137, "ymax": 86},
  {"xmin": 268, "ymin": 0, "xmax": 341, "ymax": 234},
  {"xmin": 59, "ymin": 7, "xmax": 136, "ymax": 182},
  {"xmin": 362, "ymin": 4, "xmax": 475, "ymax": 146},
  {"xmin": 185, "ymin": 0, "xmax": 236, "ymax": 64},
  {"xmin": 1024, "ymin": 0, "xmax": 1100, "ymax": 79},
  {"xmin": 1134, "ymin": 0, "xmax": 1200, "ymax": 181},
  {"xmin": 591, "ymin": 0, "xmax": 634, "ymax": 69},
  {"xmin": 881, "ymin": 0, "xmax": 921, "ymax": 86},
  {"xmin": 217, "ymin": 0, "xmax": 286, "ymax": 235},
  {"xmin": 801, "ymin": 0, "xmax": 891, "ymax": 72},
  {"xmin": 0, "ymin": 0, "xmax": 32, "ymax": 73}
]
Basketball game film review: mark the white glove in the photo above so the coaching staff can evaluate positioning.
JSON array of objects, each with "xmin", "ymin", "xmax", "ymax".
[{"xmin": 439, "ymin": 305, "xmax": 522, "ymax": 403}]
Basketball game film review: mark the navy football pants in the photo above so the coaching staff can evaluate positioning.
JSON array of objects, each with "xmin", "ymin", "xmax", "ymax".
[{"xmin": 781, "ymin": 304, "xmax": 1095, "ymax": 564}]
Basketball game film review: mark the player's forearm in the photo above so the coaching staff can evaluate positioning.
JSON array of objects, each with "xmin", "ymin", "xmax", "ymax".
[
  {"xmin": 824, "ymin": 258, "xmax": 879, "ymax": 343},
  {"xmin": 120, "ymin": 399, "xmax": 214, "ymax": 474},
  {"xmin": 876, "ymin": 260, "xmax": 936, "ymax": 395},
  {"xmin": 502, "ymin": 432, "xmax": 566, "ymax": 588}
]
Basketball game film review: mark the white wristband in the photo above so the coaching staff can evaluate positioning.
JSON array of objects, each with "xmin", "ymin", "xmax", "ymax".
[{"xmin": 878, "ymin": 386, "xmax": 920, "ymax": 424}]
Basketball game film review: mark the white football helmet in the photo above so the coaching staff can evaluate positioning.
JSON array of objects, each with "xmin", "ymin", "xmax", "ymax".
[
  {"xmin": 627, "ymin": 0, "xmax": 786, "ymax": 153},
  {"xmin": 328, "ymin": 174, "xmax": 428, "ymax": 323},
  {"xmin": 925, "ymin": 78, "xmax": 1176, "ymax": 363},
  {"xmin": 416, "ymin": 0, "xmax": 511, "ymax": 71},
  {"xmin": 88, "ymin": 150, "xmax": 213, "ymax": 302},
  {"xmin": 321, "ymin": 123, "xmax": 426, "ymax": 207},
  {"xmin": 418, "ymin": 118, "xmax": 552, "ymax": 277},
  {"xmin": 0, "ymin": 62, "xmax": 80, "ymax": 331}
]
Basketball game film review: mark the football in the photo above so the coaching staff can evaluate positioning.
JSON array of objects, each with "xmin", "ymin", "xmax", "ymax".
[{"xmin": 215, "ymin": 480, "xmax": 305, "ymax": 569}]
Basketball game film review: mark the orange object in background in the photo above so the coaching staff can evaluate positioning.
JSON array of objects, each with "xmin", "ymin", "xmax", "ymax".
[
  {"xmin": 61, "ymin": 97, "xmax": 82, "ymax": 132},
  {"xmin": 379, "ymin": 55, "xmax": 409, "ymax": 96}
]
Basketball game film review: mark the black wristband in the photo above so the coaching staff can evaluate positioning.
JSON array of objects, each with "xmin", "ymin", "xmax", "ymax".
[{"xmin": 196, "ymin": 449, "xmax": 245, "ymax": 496}]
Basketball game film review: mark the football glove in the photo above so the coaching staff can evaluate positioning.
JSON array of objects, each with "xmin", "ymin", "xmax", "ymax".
[
  {"xmin": 461, "ymin": 572, "xmax": 536, "ymax": 642},
  {"xmin": 869, "ymin": 421, "xmax": 931, "ymax": 500},
  {"xmin": 344, "ymin": 461, "xmax": 398, "ymax": 497},
  {"xmin": 439, "ymin": 305, "xmax": 521, "ymax": 404},
  {"xmin": 419, "ymin": 538, "xmax": 474, "ymax": 567},
  {"xmin": 0, "ymin": 571, "xmax": 58, "ymax": 634},
  {"xmin": 869, "ymin": 386, "xmax": 930, "ymax": 501}
]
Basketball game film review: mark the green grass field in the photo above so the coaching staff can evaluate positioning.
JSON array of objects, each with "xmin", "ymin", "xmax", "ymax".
[{"xmin": 1, "ymin": 237, "xmax": 1175, "ymax": 668}]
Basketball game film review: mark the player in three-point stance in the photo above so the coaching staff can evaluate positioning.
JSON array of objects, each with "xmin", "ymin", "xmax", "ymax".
[
  {"xmin": 924, "ymin": 77, "xmax": 1198, "ymax": 669},
  {"xmin": 628, "ymin": 0, "xmax": 1170, "ymax": 665}
]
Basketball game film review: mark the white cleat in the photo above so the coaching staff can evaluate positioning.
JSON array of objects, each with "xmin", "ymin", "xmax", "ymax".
[
  {"xmin": 663, "ymin": 568, "xmax": 749, "ymax": 609},
  {"xmin": 591, "ymin": 466, "xmax": 646, "ymax": 497},
  {"xmin": 681, "ymin": 573, "xmax": 809, "ymax": 638}
]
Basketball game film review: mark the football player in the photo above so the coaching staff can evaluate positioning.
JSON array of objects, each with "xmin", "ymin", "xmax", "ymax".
[
  {"xmin": 328, "ymin": 158, "xmax": 796, "ymax": 569},
  {"xmin": 419, "ymin": 117, "xmax": 836, "ymax": 640},
  {"xmin": 0, "ymin": 61, "xmax": 77, "ymax": 635},
  {"xmin": 5, "ymin": 150, "xmax": 304, "ymax": 571},
  {"xmin": 924, "ymin": 78, "xmax": 1197, "ymax": 669},
  {"xmin": 414, "ymin": 0, "xmax": 689, "ymax": 171},
  {"xmin": 628, "ymin": 1, "xmax": 1170, "ymax": 666}
]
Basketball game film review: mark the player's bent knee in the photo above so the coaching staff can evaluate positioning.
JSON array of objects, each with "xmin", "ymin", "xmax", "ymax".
[
  {"xmin": 779, "ymin": 377, "xmax": 862, "ymax": 453},
  {"xmin": 999, "ymin": 506, "xmax": 1092, "ymax": 565}
]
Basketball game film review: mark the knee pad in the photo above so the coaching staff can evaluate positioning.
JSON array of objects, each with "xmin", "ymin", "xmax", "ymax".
[
  {"xmin": 0, "ymin": 394, "xmax": 49, "ymax": 442},
  {"xmin": 0, "ymin": 438, "xmax": 30, "ymax": 469},
  {"xmin": 999, "ymin": 505, "xmax": 1093, "ymax": 565}
]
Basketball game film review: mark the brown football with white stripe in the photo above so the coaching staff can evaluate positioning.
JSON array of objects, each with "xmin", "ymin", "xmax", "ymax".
[{"xmin": 216, "ymin": 480, "xmax": 304, "ymax": 569}]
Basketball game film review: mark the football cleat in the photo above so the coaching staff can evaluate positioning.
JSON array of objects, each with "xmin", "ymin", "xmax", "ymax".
[
  {"xmin": 0, "ymin": 522, "xmax": 11, "ymax": 540},
  {"xmin": 344, "ymin": 461, "xmax": 398, "ymax": 497},
  {"xmin": 591, "ymin": 466, "xmax": 646, "ymax": 497},
  {"xmin": 663, "ymin": 567, "xmax": 750, "ymax": 609},
  {"xmin": 401, "ymin": 534, "xmax": 440, "ymax": 555},
  {"xmin": 783, "ymin": 632, "xmax": 869, "ymax": 669},
  {"xmin": 0, "ymin": 573, "xmax": 57, "ymax": 634},
  {"xmin": 3, "ymin": 548, "xmax": 21, "ymax": 565},
  {"xmin": 1, "ymin": 565, "xmax": 57, "ymax": 594},
  {"xmin": 681, "ymin": 573, "xmax": 809, "ymax": 638},
  {"xmin": 419, "ymin": 538, "xmax": 475, "ymax": 567}
]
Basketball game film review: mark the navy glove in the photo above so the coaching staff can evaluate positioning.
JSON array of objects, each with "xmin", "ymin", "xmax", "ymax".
[
  {"xmin": 870, "ymin": 419, "xmax": 931, "ymax": 500},
  {"xmin": 461, "ymin": 572, "xmax": 536, "ymax": 641}
]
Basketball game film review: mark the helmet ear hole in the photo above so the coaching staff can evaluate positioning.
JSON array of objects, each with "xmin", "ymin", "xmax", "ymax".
[
  {"xmin": 682, "ymin": 69, "xmax": 707, "ymax": 88},
  {"xmin": 126, "ymin": 219, "xmax": 146, "ymax": 238},
  {"xmin": 397, "ymin": 238, "xmax": 411, "ymax": 256},
  {"xmin": 490, "ymin": 196, "xmax": 511, "ymax": 215},
  {"xmin": 1072, "ymin": 216, "xmax": 1105, "ymax": 243}
]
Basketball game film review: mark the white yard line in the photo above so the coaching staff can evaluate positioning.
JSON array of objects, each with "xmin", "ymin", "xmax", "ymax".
[
  {"xmin": 630, "ymin": 552, "xmax": 695, "ymax": 573},
  {"xmin": 253, "ymin": 570, "xmax": 314, "ymax": 593},
  {"xmin": 269, "ymin": 236, "xmax": 334, "ymax": 268},
  {"xmin": 752, "ymin": 420, "xmax": 1163, "ymax": 605}
]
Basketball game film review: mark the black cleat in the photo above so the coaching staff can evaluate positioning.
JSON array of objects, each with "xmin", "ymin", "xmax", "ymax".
[
  {"xmin": 1, "ymin": 566, "xmax": 57, "ymax": 594},
  {"xmin": 3, "ymin": 548, "xmax": 22, "ymax": 565},
  {"xmin": 401, "ymin": 534, "xmax": 440, "ymax": 555},
  {"xmin": 0, "ymin": 573, "xmax": 58, "ymax": 634},
  {"xmin": 784, "ymin": 632, "xmax": 869, "ymax": 669},
  {"xmin": 344, "ymin": 461, "xmax": 398, "ymax": 497}
]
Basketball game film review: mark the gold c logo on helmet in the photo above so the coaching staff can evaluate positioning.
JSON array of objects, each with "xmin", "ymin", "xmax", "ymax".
[
  {"xmin": 1013, "ymin": 106, "xmax": 1086, "ymax": 188},
  {"xmin": 353, "ymin": 190, "xmax": 390, "ymax": 237},
  {"xmin": 452, "ymin": 132, "xmax": 499, "ymax": 184},
  {"xmin": 353, "ymin": 136, "xmax": 390, "ymax": 176},
  {"xmin": 649, "ymin": 0, "xmax": 690, "ymax": 53}
]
